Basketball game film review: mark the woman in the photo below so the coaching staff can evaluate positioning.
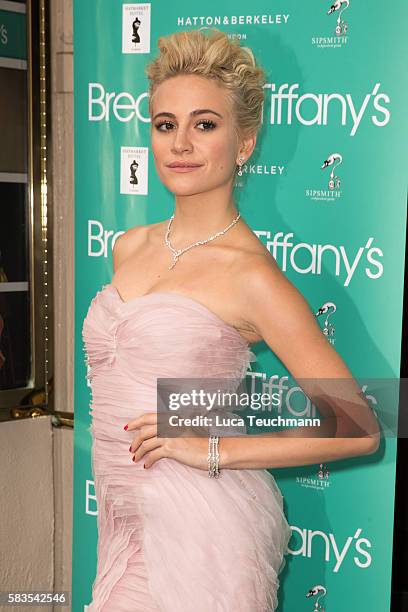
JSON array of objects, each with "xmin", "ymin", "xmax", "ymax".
[{"xmin": 83, "ymin": 28, "xmax": 379, "ymax": 611}]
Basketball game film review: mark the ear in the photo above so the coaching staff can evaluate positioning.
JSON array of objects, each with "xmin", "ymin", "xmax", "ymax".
[{"xmin": 237, "ymin": 132, "xmax": 257, "ymax": 164}]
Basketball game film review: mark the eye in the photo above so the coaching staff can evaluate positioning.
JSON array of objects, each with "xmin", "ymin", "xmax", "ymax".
[
  {"xmin": 154, "ymin": 120, "xmax": 174, "ymax": 132},
  {"xmin": 196, "ymin": 120, "xmax": 216, "ymax": 131},
  {"xmin": 154, "ymin": 119, "xmax": 217, "ymax": 132}
]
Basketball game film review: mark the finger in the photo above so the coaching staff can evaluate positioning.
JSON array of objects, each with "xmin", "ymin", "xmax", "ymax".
[
  {"xmin": 125, "ymin": 412, "xmax": 154, "ymax": 431},
  {"xmin": 129, "ymin": 424, "xmax": 157, "ymax": 452},
  {"xmin": 132, "ymin": 436, "xmax": 162, "ymax": 462},
  {"xmin": 143, "ymin": 447, "xmax": 166, "ymax": 469},
  {"xmin": 125, "ymin": 412, "xmax": 157, "ymax": 431}
]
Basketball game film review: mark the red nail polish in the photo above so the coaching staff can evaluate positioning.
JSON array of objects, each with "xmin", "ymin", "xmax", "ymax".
[
  {"xmin": 132, "ymin": 456, "xmax": 136, "ymax": 462},
  {"xmin": 124, "ymin": 425, "xmax": 128, "ymax": 430},
  {"xmin": 129, "ymin": 446, "xmax": 132, "ymax": 452},
  {"xmin": 143, "ymin": 464, "xmax": 146, "ymax": 469}
]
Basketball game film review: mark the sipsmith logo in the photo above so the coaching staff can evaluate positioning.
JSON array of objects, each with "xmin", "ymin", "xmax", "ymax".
[
  {"xmin": 312, "ymin": 0, "xmax": 351, "ymax": 48},
  {"xmin": 296, "ymin": 463, "xmax": 332, "ymax": 491},
  {"xmin": 305, "ymin": 152, "xmax": 343, "ymax": 203}
]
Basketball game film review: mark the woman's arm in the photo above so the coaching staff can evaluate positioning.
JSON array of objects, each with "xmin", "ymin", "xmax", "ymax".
[
  {"xmin": 221, "ymin": 432, "xmax": 379, "ymax": 470},
  {"xmin": 220, "ymin": 257, "xmax": 380, "ymax": 470}
]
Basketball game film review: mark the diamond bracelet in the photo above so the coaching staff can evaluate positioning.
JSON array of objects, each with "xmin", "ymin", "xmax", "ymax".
[{"xmin": 208, "ymin": 435, "xmax": 221, "ymax": 478}]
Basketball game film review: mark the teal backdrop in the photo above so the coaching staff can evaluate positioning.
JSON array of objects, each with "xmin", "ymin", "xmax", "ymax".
[{"xmin": 72, "ymin": 2, "xmax": 408, "ymax": 610}]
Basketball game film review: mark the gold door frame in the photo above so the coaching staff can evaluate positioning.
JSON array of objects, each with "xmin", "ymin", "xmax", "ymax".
[{"xmin": 0, "ymin": 0, "xmax": 54, "ymax": 420}]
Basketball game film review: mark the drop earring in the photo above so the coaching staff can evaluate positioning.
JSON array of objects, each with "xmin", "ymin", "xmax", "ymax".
[{"xmin": 237, "ymin": 156, "xmax": 245, "ymax": 177}]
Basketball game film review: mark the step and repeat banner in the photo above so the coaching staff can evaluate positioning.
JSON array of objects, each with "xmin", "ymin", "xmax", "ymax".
[{"xmin": 72, "ymin": 2, "xmax": 408, "ymax": 610}]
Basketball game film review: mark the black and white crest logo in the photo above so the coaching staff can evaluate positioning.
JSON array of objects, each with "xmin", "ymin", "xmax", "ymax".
[
  {"xmin": 122, "ymin": 4, "xmax": 151, "ymax": 54},
  {"xmin": 131, "ymin": 17, "xmax": 141, "ymax": 44},
  {"xmin": 120, "ymin": 147, "xmax": 148, "ymax": 195},
  {"xmin": 129, "ymin": 159, "xmax": 139, "ymax": 186}
]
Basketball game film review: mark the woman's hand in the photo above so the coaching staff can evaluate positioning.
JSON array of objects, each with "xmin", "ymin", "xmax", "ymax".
[{"xmin": 125, "ymin": 412, "xmax": 209, "ymax": 471}]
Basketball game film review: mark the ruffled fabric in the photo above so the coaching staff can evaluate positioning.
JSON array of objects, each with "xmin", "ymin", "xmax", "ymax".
[{"xmin": 82, "ymin": 284, "xmax": 291, "ymax": 612}]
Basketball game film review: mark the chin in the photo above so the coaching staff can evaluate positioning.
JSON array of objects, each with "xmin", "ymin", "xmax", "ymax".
[
  {"xmin": 170, "ymin": 186, "xmax": 204, "ymax": 196},
  {"xmin": 164, "ymin": 176, "xmax": 205, "ymax": 193}
]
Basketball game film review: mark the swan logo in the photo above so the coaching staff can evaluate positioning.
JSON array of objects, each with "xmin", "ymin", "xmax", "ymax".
[
  {"xmin": 122, "ymin": 3, "xmax": 151, "ymax": 54},
  {"xmin": 296, "ymin": 463, "xmax": 332, "ymax": 490},
  {"xmin": 321, "ymin": 153, "xmax": 343, "ymax": 191},
  {"xmin": 328, "ymin": 0, "xmax": 349, "ymax": 36},
  {"xmin": 315, "ymin": 301, "xmax": 336, "ymax": 344},
  {"xmin": 306, "ymin": 584, "xmax": 327, "ymax": 611},
  {"xmin": 305, "ymin": 152, "xmax": 343, "ymax": 202},
  {"xmin": 311, "ymin": 0, "xmax": 350, "ymax": 48},
  {"xmin": 120, "ymin": 146, "xmax": 149, "ymax": 195}
]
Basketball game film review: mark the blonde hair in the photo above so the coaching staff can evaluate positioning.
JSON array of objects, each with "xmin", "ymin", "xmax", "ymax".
[{"xmin": 145, "ymin": 28, "xmax": 266, "ymax": 144}]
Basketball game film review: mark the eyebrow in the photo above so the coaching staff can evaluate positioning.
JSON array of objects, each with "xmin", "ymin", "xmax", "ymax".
[{"xmin": 152, "ymin": 108, "xmax": 223, "ymax": 121}]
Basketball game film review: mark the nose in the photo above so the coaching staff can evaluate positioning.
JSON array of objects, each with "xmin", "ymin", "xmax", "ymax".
[{"xmin": 171, "ymin": 126, "xmax": 193, "ymax": 154}]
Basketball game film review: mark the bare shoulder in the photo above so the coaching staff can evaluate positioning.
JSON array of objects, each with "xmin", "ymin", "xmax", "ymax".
[
  {"xmin": 112, "ymin": 221, "xmax": 163, "ymax": 272},
  {"xmin": 230, "ymin": 226, "xmax": 283, "ymax": 287},
  {"xmin": 239, "ymin": 248, "xmax": 297, "ymax": 301},
  {"xmin": 233, "ymin": 241, "xmax": 314, "ymax": 339},
  {"xmin": 236, "ymin": 237, "xmax": 359, "ymax": 381}
]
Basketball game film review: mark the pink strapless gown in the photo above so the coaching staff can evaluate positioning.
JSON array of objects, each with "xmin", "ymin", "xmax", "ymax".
[{"xmin": 82, "ymin": 283, "xmax": 291, "ymax": 612}]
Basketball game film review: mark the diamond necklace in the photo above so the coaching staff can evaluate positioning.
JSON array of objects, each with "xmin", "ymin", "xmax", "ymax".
[{"xmin": 164, "ymin": 211, "xmax": 241, "ymax": 270}]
